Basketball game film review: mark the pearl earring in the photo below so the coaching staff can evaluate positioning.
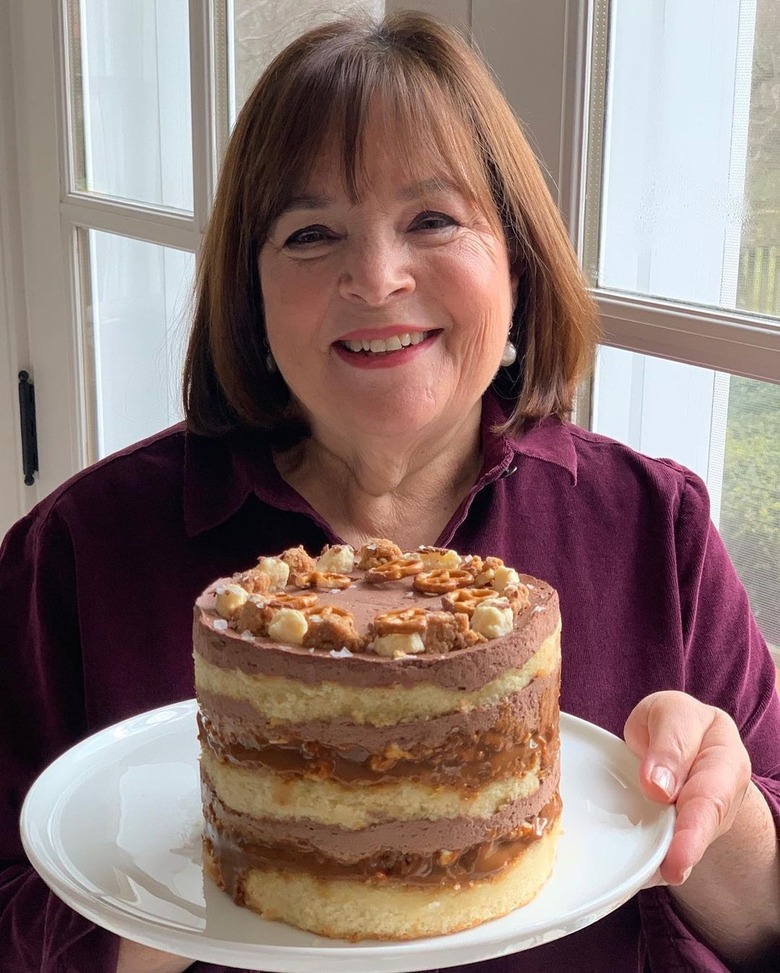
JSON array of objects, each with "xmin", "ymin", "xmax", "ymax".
[{"xmin": 500, "ymin": 339, "xmax": 517, "ymax": 367}]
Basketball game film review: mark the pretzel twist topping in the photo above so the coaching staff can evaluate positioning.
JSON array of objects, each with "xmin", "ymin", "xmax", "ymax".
[
  {"xmin": 441, "ymin": 587, "xmax": 496, "ymax": 617},
  {"xmin": 371, "ymin": 607, "xmax": 428, "ymax": 635},
  {"xmin": 364, "ymin": 557, "xmax": 424, "ymax": 583},
  {"xmin": 291, "ymin": 571, "xmax": 353, "ymax": 590},
  {"xmin": 413, "ymin": 568, "xmax": 474, "ymax": 594},
  {"xmin": 268, "ymin": 592, "xmax": 319, "ymax": 611}
]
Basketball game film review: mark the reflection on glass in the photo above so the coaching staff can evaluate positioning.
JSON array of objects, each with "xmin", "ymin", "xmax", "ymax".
[
  {"xmin": 81, "ymin": 230, "xmax": 194, "ymax": 458},
  {"xmin": 592, "ymin": 346, "xmax": 780, "ymax": 649},
  {"xmin": 229, "ymin": 0, "xmax": 383, "ymax": 122},
  {"xmin": 597, "ymin": 0, "xmax": 780, "ymax": 324},
  {"xmin": 67, "ymin": 0, "xmax": 193, "ymax": 211}
]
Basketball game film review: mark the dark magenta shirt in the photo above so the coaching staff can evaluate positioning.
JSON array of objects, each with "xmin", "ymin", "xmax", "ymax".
[{"xmin": 1, "ymin": 393, "xmax": 778, "ymax": 972}]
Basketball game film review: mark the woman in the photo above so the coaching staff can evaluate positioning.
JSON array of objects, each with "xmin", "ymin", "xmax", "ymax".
[{"xmin": 1, "ymin": 12, "xmax": 778, "ymax": 973}]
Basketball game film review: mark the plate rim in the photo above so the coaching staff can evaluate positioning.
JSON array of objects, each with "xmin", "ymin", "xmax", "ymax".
[{"xmin": 20, "ymin": 700, "xmax": 676, "ymax": 970}]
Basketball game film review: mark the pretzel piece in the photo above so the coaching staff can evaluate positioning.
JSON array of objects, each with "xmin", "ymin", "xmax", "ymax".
[
  {"xmin": 268, "ymin": 592, "xmax": 319, "ymax": 610},
  {"xmin": 441, "ymin": 587, "xmax": 496, "ymax": 618},
  {"xmin": 364, "ymin": 557, "xmax": 424, "ymax": 584},
  {"xmin": 291, "ymin": 571, "xmax": 353, "ymax": 590},
  {"xmin": 413, "ymin": 568, "xmax": 474, "ymax": 594},
  {"xmin": 370, "ymin": 607, "xmax": 428, "ymax": 636}
]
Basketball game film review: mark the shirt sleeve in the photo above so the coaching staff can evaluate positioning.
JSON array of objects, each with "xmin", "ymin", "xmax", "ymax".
[
  {"xmin": 0, "ymin": 505, "xmax": 261, "ymax": 973},
  {"xmin": 0, "ymin": 506, "xmax": 125, "ymax": 972},
  {"xmin": 639, "ymin": 470, "xmax": 780, "ymax": 973}
]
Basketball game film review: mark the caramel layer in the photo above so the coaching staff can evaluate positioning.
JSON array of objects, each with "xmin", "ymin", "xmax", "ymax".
[
  {"xmin": 199, "ymin": 720, "xmax": 558, "ymax": 791},
  {"xmin": 200, "ymin": 763, "xmax": 560, "ymax": 860},
  {"xmin": 205, "ymin": 793, "xmax": 561, "ymax": 891}
]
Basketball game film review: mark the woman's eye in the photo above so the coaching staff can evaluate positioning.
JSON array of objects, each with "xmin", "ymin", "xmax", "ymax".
[
  {"xmin": 411, "ymin": 211, "xmax": 458, "ymax": 232},
  {"xmin": 284, "ymin": 225, "xmax": 333, "ymax": 247}
]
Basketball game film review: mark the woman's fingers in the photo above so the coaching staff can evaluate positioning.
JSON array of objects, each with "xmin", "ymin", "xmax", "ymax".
[{"xmin": 624, "ymin": 691, "xmax": 751, "ymax": 885}]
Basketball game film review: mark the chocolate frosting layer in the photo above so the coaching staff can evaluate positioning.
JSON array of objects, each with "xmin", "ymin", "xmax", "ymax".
[
  {"xmin": 201, "ymin": 761, "xmax": 560, "ymax": 861},
  {"xmin": 194, "ymin": 574, "xmax": 559, "ymax": 692},
  {"xmin": 197, "ymin": 669, "xmax": 559, "ymax": 752}
]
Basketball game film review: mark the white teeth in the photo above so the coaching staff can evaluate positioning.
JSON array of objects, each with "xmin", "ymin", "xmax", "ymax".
[{"xmin": 342, "ymin": 331, "xmax": 430, "ymax": 354}]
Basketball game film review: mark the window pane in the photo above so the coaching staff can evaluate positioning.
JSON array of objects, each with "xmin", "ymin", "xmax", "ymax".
[
  {"xmin": 229, "ymin": 0, "xmax": 383, "ymax": 122},
  {"xmin": 597, "ymin": 0, "xmax": 780, "ymax": 326},
  {"xmin": 80, "ymin": 231, "xmax": 194, "ymax": 458},
  {"xmin": 67, "ymin": 0, "xmax": 193, "ymax": 211},
  {"xmin": 592, "ymin": 347, "xmax": 780, "ymax": 651}
]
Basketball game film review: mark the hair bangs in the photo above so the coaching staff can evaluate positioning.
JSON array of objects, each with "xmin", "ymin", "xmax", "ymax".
[{"xmin": 257, "ymin": 34, "xmax": 497, "ymax": 232}]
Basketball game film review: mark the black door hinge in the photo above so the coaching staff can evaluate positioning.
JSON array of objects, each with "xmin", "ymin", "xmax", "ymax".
[{"xmin": 18, "ymin": 371, "xmax": 38, "ymax": 486}]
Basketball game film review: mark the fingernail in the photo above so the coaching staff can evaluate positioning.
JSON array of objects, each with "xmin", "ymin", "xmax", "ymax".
[
  {"xmin": 650, "ymin": 765, "xmax": 675, "ymax": 797},
  {"xmin": 681, "ymin": 867, "xmax": 692, "ymax": 884}
]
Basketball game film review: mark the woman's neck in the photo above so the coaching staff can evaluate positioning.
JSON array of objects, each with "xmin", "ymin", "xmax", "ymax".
[{"xmin": 273, "ymin": 404, "xmax": 483, "ymax": 550}]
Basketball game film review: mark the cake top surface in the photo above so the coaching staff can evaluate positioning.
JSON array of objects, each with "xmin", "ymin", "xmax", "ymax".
[{"xmin": 195, "ymin": 541, "xmax": 559, "ymax": 674}]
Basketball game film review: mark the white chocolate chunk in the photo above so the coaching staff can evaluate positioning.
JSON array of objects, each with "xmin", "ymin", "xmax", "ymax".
[
  {"xmin": 255, "ymin": 557, "xmax": 290, "ymax": 590},
  {"xmin": 215, "ymin": 583, "xmax": 249, "ymax": 619},
  {"xmin": 370, "ymin": 633, "xmax": 426, "ymax": 658},
  {"xmin": 316, "ymin": 545, "xmax": 356, "ymax": 574},
  {"xmin": 267, "ymin": 608, "xmax": 308, "ymax": 645},
  {"xmin": 417, "ymin": 547, "xmax": 461, "ymax": 570},
  {"xmin": 493, "ymin": 566, "xmax": 520, "ymax": 595},
  {"xmin": 471, "ymin": 600, "xmax": 514, "ymax": 639}
]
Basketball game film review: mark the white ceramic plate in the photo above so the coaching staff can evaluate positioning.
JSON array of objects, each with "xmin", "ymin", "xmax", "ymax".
[{"xmin": 21, "ymin": 700, "xmax": 674, "ymax": 972}]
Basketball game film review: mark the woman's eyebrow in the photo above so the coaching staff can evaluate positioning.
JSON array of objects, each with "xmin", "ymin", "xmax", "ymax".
[
  {"xmin": 279, "ymin": 194, "xmax": 331, "ymax": 215},
  {"xmin": 277, "ymin": 178, "xmax": 460, "ymax": 217},
  {"xmin": 395, "ymin": 177, "xmax": 458, "ymax": 200}
]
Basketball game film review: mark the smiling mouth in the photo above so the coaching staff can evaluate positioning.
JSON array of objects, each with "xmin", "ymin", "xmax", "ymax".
[{"xmin": 337, "ymin": 330, "xmax": 438, "ymax": 355}]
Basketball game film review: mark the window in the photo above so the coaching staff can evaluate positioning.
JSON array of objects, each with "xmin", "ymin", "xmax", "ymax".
[{"xmin": 584, "ymin": 0, "xmax": 780, "ymax": 658}]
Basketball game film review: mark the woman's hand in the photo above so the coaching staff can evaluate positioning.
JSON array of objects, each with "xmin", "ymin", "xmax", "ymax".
[
  {"xmin": 624, "ymin": 690, "xmax": 752, "ymax": 885},
  {"xmin": 624, "ymin": 690, "xmax": 780, "ymax": 965}
]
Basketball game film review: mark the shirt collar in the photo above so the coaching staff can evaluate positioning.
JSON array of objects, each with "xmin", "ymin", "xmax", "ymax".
[
  {"xmin": 483, "ymin": 391, "xmax": 578, "ymax": 485},
  {"xmin": 183, "ymin": 392, "xmax": 578, "ymax": 536}
]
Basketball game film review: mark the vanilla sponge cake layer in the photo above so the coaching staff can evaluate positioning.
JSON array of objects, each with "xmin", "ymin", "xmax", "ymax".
[
  {"xmin": 203, "ymin": 817, "xmax": 562, "ymax": 941},
  {"xmin": 202, "ymin": 747, "xmax": 546, "ymax": 828},
  {"xmin": 194, "ymin": 627, "xmax": 560, "ymax": 726},
  {"xmin": 201, "ymin": 763, "xmax": 560, "ymax": 860}
]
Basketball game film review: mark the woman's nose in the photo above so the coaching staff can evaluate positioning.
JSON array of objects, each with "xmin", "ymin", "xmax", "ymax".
[{"xmin": 338, "ymin": 237, "xmax": 415, "ymax": 305}]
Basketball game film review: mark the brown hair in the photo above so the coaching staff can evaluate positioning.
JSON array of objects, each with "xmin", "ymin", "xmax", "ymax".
[{"xmin": 183, "ymin": 11, "xmax": 599, "ymax": 440}]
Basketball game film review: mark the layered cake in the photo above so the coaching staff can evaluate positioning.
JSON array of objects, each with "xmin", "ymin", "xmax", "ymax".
[{"xmin": 194, "ymin": 540, "xmax": 562, "ymax": 940}]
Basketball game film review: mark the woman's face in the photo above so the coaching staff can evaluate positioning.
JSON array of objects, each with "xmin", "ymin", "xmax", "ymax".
[{"xmin": 259, "ymin": 134, "xmax": 517, "ymax": 446}]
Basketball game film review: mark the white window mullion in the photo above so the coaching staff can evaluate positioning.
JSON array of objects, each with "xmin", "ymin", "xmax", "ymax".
[
  {"xmin": 598, "ymin": 292, "xmax": 780, "ymax": 385},
  {"xmin": 190, "ymin": 0, "xmax": 219, "ymax": 236},
  {"xmin": 61, "ymin": 196, "xmax": 198, "ymax": 251}
]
